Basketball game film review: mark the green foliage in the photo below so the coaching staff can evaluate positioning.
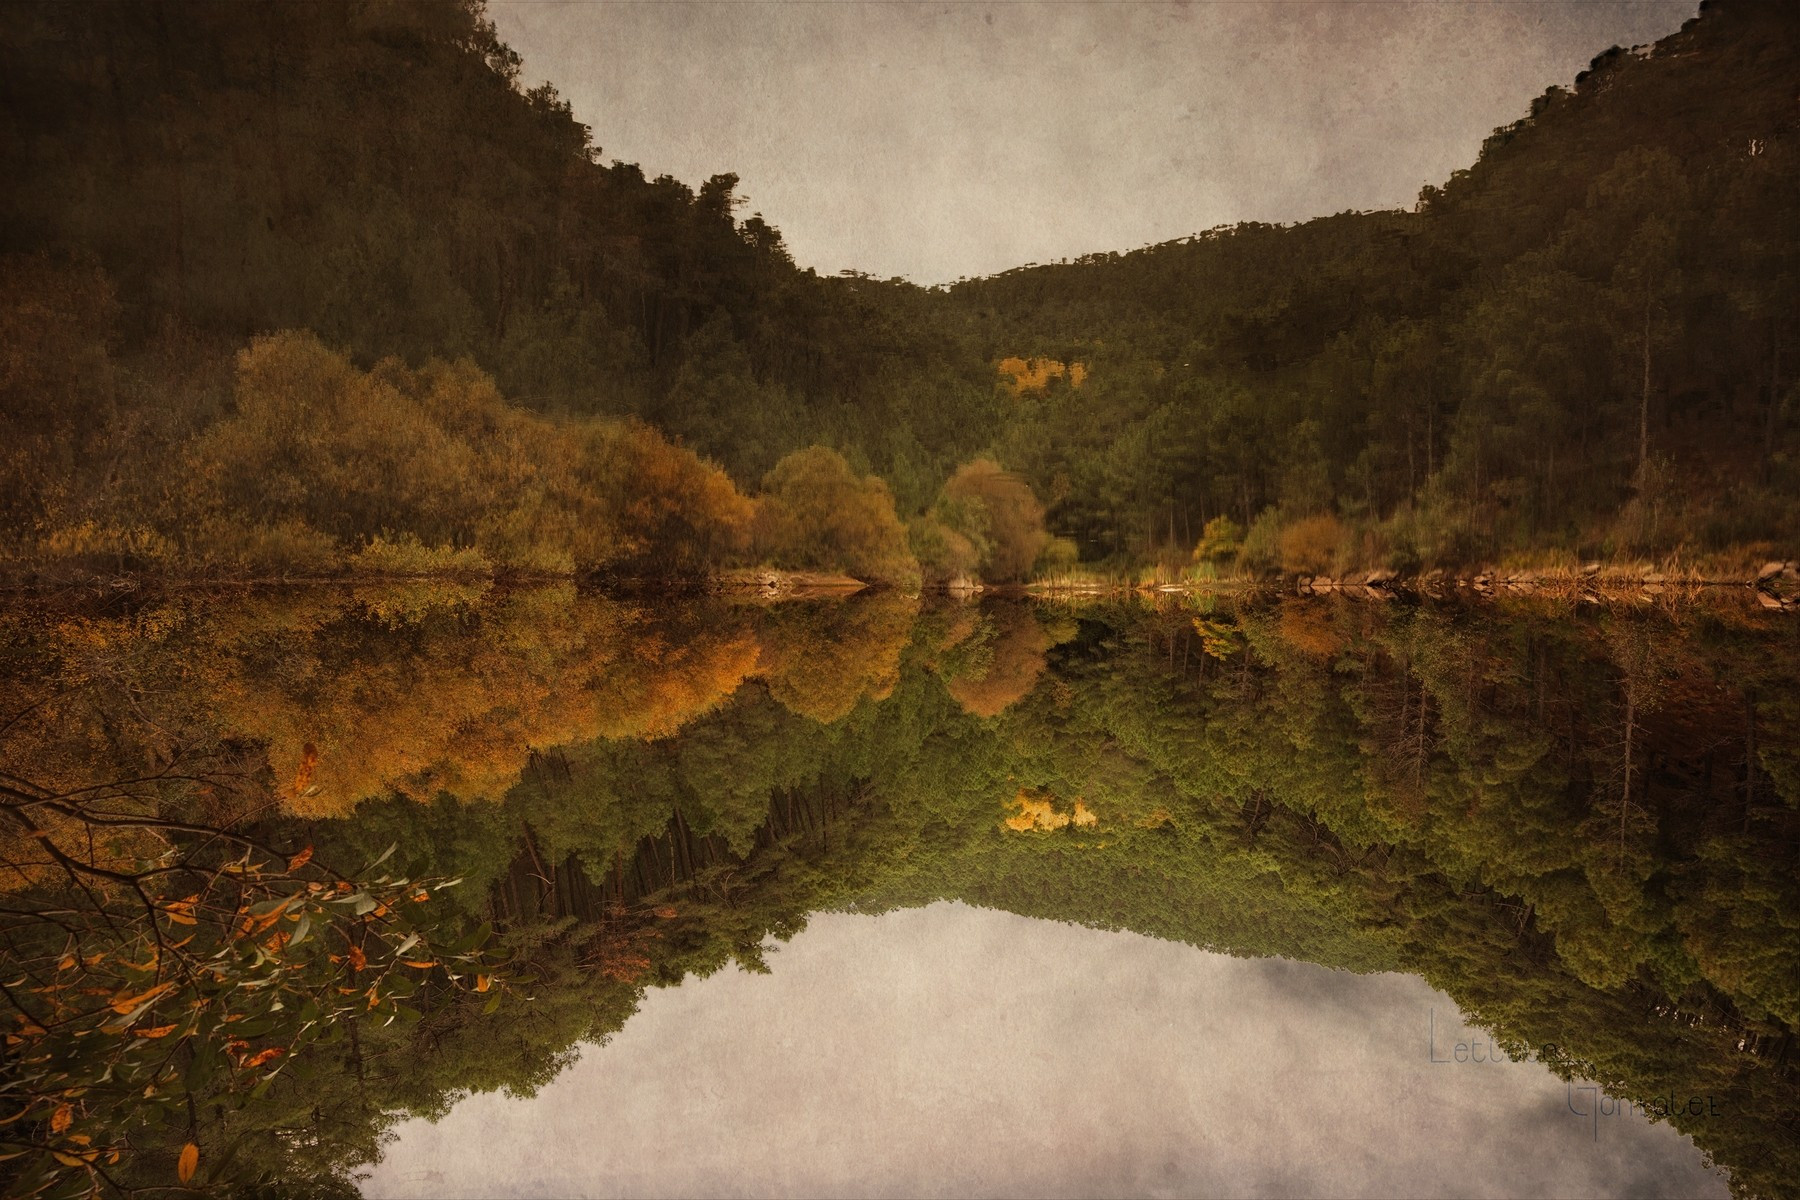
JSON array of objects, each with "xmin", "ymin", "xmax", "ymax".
[
  {"xmin": 908, "ymin": 515, "xmax": 983, "ymax": 585},
  {"xmin": 753, "ymin": 446, "xmax": 919, "ymax": 586},
  {"xmin": 4, "ymin": 588, "xmax": 1797, "ymax": 1197},
  {"xmin": 0, "ymin": 822, "xmax": 500, "ymax": 1199},
  {"xmin": 1190, "ymin": 516, "xmax": 1243, "ymax": 566},
  {"xmin": 3, "ymin": 2, "xmax": 1798, "ymax": 580},
  {"xmin": 942, "ymin": 4, "xmax": 1799, "ymax": 568},
  {"xmin": 1238, "ymin": 508, "xmax": 1285, "ymax": 575},
  {"xmin": 937, "ymin": 459, "xmax": 1049, "ymax": 583},
  {"xmin": 1035, "ymin": 535, "xmax": 1081, "ymax": 577}
]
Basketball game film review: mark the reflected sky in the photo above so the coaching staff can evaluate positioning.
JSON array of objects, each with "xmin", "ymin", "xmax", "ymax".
[{"xmin": 361, "ymin": 902, "xmax": 1725, "ymax": 1199}]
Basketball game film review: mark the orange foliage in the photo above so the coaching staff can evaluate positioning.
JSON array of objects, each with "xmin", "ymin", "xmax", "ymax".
[
  {"xmin": 944, "ymin": 604, "xmax": 1053, "ymax": 719},
  {"xmin": 1003, "ymin": 788, "xmax": 1098, "ymax": 832},
  {"xmin": 997, "ymin": 356, "xmax": 1087, "ymax": 396},
  {"xmin": 593, "ymin": 420, "xmax": 754, "ymax": 575},
  {"xmin": 755, "ymin": 591, "xmax": 918, "ymax": 724},
  {"xmin": 1278, "ymin": 513, "xmax": 1346, "ymax": 576},
  {"xmin": 1, "ymin": 586, "xmax": 768, "ymax": 822},
  {"xmin": 0, "ymin": 586, "xmax": 936, "ymax": 832},
  {"xmin": 1276, "ymin": 605, "xmax": 1345, "ymax": 659},
  {"xmin": 939, "ymin": 460, "xmax": 1048, "ymax": 583}
]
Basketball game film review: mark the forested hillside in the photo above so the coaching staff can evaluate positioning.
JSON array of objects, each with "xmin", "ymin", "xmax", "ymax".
[
  {"xmin": 0, "ymin": 0, "xmax": 1006, "ymax": 585},
  {"xmin": 0, "ymin": 0, "xmax": 1793, "ymax": 584},
  {"xmin": 949, "ymin": 0, "xmax": 1799, "ymax": 569}
]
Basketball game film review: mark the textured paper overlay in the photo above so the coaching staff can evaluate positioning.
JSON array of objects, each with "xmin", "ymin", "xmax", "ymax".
[
  {"xmin": 488, "ymin": 1, "xmax": 1695, "ymax": 283},
  {"xmin": 364, "ymin": 903, "xmax": 1725, "ymax": 1199}
]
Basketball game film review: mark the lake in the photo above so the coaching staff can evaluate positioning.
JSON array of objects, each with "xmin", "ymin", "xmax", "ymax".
[{"xmin": 2, "ymin": 585, "xmax": 1792, "ymax": 1197}]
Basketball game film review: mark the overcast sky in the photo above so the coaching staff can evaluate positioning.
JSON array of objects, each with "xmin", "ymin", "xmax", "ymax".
[
  {"xmin": 486, "ymin": 1, "xmax": 1697, "ymax": 283},
  {"xmin": 363, "ymin": 903, "xmax": 1726, "ymax": 1199}
]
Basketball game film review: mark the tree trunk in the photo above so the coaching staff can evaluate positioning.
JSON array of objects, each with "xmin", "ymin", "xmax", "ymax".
[
  {"xmin": 1639, "ymin": 298, "xmax": 1652, "ymax": 474},
  {"xmin": 1618, "ymin": 687, "xmax": 1636, "ymax": 870},
  {"xmin": 1766, "ymin": 323, "xmax": 1783, "ymax": 481}
]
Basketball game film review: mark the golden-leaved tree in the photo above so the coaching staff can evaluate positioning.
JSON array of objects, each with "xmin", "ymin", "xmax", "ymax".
[
  {"xmin": 174, "ymin": 331, "xmax": 752, "ymax": 578},
  {"xmin": 752, "ymin": 446, "xmax": 919, "ymax": 587},
  {"xmin": 926, "ymin": 459, "xmax": 1049, "ymax": 584}
]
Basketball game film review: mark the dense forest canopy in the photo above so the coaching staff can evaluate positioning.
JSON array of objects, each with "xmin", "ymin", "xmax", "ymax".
[{"xmin": 0, "ymin": 0, "xmax": 1794, "ymax": 585}]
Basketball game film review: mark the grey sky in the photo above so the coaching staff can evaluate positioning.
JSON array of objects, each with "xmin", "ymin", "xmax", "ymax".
[
  {"xmin": 362, "ymin": 903, "xmax": 1726, "ymax": 1198},
  {"xmin": 487, "ymin": 0, "xmax": 1698, "ymax": 284}
]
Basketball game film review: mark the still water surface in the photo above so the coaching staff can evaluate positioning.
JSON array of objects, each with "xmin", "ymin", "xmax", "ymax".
[{"xmin": 1, "ymin": 585, "xmax": 1791, "ymax": 1197}]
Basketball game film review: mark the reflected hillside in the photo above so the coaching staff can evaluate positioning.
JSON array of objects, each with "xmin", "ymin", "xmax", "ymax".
[
  {"xmin": 1, "ymin": 584, "xmax": 918, "ymax": 824},
  {"xmin": 1, "ymin": 588, "xmax": 1795, "ymax": 1197}
]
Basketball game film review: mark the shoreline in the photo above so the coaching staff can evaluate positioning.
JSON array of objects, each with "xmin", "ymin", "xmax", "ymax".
[{"xmin": 0, "ymin": 563, "xmax": 1794, "ymax": 610}]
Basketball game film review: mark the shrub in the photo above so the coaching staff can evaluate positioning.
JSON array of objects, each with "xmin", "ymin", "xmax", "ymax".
[
  {"xmin": 348, "ymin": 534, "xmax": 493, "ymax": 577},
  {"xmin": 1238, "ymin": 508, "xmax": 1285, "ymax": 575},
  {"xmin": 588, "ymin": 419, "xmax": 754, "ymax": 576},
  {"xmin": 1035, "ymin": 535, "xmax": 1080, "ymax": 578},
  {"xmin": 937, "ymin": 459, "xmax": 1048, "ymax": 583},
  {"xmin": 753, "ymin": 446, "xmax": 918, "ymax": 586},
  {"xmin": 1191, "ymin": 516, "xmax": 1244, "ymax": 567},
  {"xmin": 1279, "ymin": 513, "xmax": 1347, "ymax": 576},
  {"xmin": 910, "ymin": 515, "xmax": 982, "ymax": 585}
]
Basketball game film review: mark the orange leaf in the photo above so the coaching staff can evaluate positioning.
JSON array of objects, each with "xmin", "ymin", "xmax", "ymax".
[
  {"xmin": 288, "ymin": 744, "xmax": 318, "ymax": 800},
  {"xmin": 402, "ymin": 960, "xmax": 438, "ymax": 969},
  {"xmin": 50, "ymin": 1103, "xmax": 72, "ymax": 1133},
  {"xmin": 653, "ymin": 906, "xmax": 678, "ymax": 919},
  {"xmin": 177, "ymin": 1141, "xmax": 199, "ymax": 1184},
  {"xmin": 346, "ymin": 945, "xmax": 367, "ymax": 972},
  {"xmin": 237, "ymin": 908, "xmax": 286, "ymax": 939},
  {"xmin": 286, "ymin": 846, "xmax": 313, "ymax": 873},
  {"xmin": 109, "ymin": 982, "xmax": 175, "ymax": 1016},
  {"xmin": 136, "ymin": 1024, "xmax": 178, "ymax": 1039},
  {"xmin": 474, "ymin": 974, "xmax": 492, "ymax": 993},
  {"xmin": 241, "ymin": 1047, "xmax": 284, "ymax": 1069}
]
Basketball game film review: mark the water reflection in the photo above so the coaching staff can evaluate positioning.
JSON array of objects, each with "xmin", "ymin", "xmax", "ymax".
[
  {"xmin": 0, "ymin": 586, "xmax": 1792, "ymax": 1196},
  {"xmin": 363, "ymin": 904, "xmax": 1726, "ymax": 1200}
]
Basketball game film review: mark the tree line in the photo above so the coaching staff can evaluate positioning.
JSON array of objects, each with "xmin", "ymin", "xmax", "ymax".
[{"xmin": 1, "ymin": 1, "xmax": 1793, "ymax": 586}]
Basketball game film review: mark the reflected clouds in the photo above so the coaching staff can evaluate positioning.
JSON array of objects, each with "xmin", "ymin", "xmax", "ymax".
[{"xmin": 363, "ymin": 903, "xmax": 1725, "ymax": 1199}]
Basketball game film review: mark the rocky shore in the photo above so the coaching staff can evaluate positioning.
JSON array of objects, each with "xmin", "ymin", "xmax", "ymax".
[{"xmin": 1292, "ymin": 561, "xmax": 1800, "ymax": 609}]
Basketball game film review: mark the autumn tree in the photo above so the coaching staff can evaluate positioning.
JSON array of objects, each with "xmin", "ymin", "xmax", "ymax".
[
  {"xmin": 0, "ymin": 760, "xmax": 500, "ymax": 1198},
  {"xmin": 936, "ymin": 459, "xmax": 1048, "ymax": 583},
  {"xmin": 753, "ymin": 446, "xmax": 919, "ymax": 587}
]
